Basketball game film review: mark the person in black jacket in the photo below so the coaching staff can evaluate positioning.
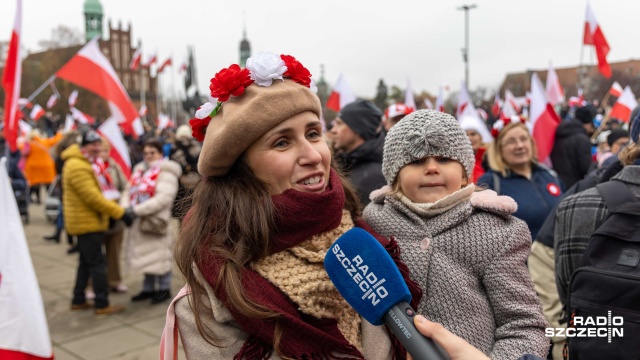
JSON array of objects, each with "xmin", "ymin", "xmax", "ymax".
[
  {"xmin": 550, "ymin": 106, "xmax": 595, "ymax": 188},
  {"xmin": 331, "ymin": 100, "xmax": 386, "ymax": 206}
]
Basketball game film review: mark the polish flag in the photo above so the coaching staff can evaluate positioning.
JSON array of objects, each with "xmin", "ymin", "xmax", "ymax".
[
  {"xmin": 435, "ymin": 86, "xmax": 445, "ymax": 112},
  {"xmin": 132, "ymin": 117, "xmax": 145, "ymax": 137},
  {"xmin": 139, "ymin": 105, "xmax": 148, "ymax": 117},
  {"xmin": 326, "ymin": 73, "xmax": 356, "ymax": 112},
  {"xmin": 491, "ymin": 92, "xmax": 502, "ymax": 116},
  {"xmin": 0, "ymin": 158, "xmax": 54, "ymax": 360},
  {"xmin": 56, "ymin": 38, "xmax": 138, "ymax": 135},
  {"xmin": 17, "ymin": 98, "xmax": 32, "ymax": 109},
  {"xmin": 70, "ymin": 107, "xmax": 95, "ymax": 124},
  {"xmin": 501, "ymin": 90, "xmax": 519, "ymax": 119},
  {"xmin": 404, "ymin": 78, "xmax": 416, "ymax": 111},
  {"xmin": 545, "ymin": 62, "xmax": 564, "ymax": 105},
  {"xmin": 97, "ymin": 116, "xmax": 131, "ymax": 179},
  {"xmin": 583, "ymin": 1, "xmax": 611, "ymax": 78},
  {"xmin": 530, "ymin": 73, "xmax": 561, "ymax": 163},
  {"xmin": 609, "ymin": 81, "xmax": 623, "ymax": 97},
  {"xmin": 424, "ymin": 98, "xmax": 434, "ymax": 110},
  {"xmin": 143, "ymin": 51, "xmax": 157, "ymax": 69},
  {"xmin": 46, "ymin": 94, "xmax": 57, "ymax": 109},
  {"xmin": 456, "ymin": 80, "xmax": 471, "ymax": 118},
  {"xmin": 157, "ymin": 58, "xmax": 172, "ymax": 74},
  {"xmin": 609, "ymin": 86, "xmax": 638, "ymax": 122},
  {"xmin": 68, "ymin": 90, "xmax": 78, "ymax": 107},
  {"xmin": 129, "ymin": 47, "xmax": 142, "ymax": 70},
  {"xmin": 1, "ymin": 0, "xmax": 22, "ymax": 152},
  {"xmin": 29, "ymin": 104, "xmax": 45, "ymax": 120},
  {"xmin": 64, "ymin": 114, "xmax": 76, "ymax": 132},
  {"xmin": 157, "ymin": 113, "xmax": 174, "ymax": 130},
  {"xmin": 18, "ymin": 119, "xmax": 31, "ymax": 136}
]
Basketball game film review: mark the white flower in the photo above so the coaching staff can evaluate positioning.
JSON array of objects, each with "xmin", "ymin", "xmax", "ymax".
[
  {"xmin": 195, "ymin": 101, "xmax": 215, "ymax": 119},
  {"xmin": 246, "ymin": 51, "xmax": 287, "ymax": 87},
  {"xmin": 309, "ymin": 77, "xmax": 318, "ymax": 94}
]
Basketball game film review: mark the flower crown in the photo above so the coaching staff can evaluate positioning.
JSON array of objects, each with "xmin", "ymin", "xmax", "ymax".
[
  {"xmin": 189, "ymin": 52, "xmax": 316, "ymax": 141},
  {"xmin": 490, "ymin": 115, "xmax": 527, "ymax": 138}
]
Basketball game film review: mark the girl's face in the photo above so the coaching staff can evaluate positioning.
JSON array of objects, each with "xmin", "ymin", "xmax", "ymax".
[
  {"xmin": 499, "ymin": 126, "xmax": 533, "ymax": 168},
  {"xmin": 143, "ymin": 146, "xmax": 163, "ymax": 164},
  {"xmin": 465, "ymin": 130, "xmax": 482, "ymax": 151},
  {"xmin": 244, "ymin": 111, "xmax": 331, "ymax": 195},
  {"xmin": 396, "ymin": 156, "xmax": 467, "ymax": 204}
]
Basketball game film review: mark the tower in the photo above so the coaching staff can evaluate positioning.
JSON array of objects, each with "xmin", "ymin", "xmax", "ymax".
[
  {"xmin": 239, "ymin": 14, "xmax": 251, "ymax": 67},
  {"xmin": 84, "ymin": 0, "xmax": 103, "ymax": 42}
]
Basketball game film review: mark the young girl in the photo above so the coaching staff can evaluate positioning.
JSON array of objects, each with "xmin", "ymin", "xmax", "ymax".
[{"xmin": 364, "ymin": 110, "xmax": 549, "ymax": 360}]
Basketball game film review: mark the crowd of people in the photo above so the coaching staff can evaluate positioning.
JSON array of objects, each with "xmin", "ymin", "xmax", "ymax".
[{"xmin": 2, "ymin": 50, "xmax": 639, "ymax": 359}]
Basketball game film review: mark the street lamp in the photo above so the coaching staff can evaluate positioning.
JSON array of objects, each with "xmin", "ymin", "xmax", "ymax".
[{"xmin": 457, "ymin": 4, "xmax": 477, "ymax": 88}]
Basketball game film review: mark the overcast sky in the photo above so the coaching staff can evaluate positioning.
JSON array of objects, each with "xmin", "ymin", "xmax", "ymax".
[{"xmin": 2, "ymin": 0, "xmax": 639, "ymax": 100}]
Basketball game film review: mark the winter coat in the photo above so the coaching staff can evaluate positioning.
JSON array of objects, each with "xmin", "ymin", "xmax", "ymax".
[
  {"xmin": 121, "ymin": 160, "xmax": 181, "ymax": 275},
  {"xmin": 61, "ymin": 144, "xmax": 125, "ymax": 235},
  {"xmin": 335, "ymin": 132, "xmax": 386, "ymax": 205},
  {"xmin": 105, "ymin": 160, "xmax": 128, "ymax": 193},
  {"xmin": 550, "ymin": 119, "xmax": 593, "ymax": 188},
  {"xmin": 477, "ymin": 164, "xmax": 563, "ymax": 240},
  {"xmin": 23, "ymin": 132, "xmax": 62, "ymax": 186},
  {"xmin": 363, "ymin": 187, "xmax": 549, "ymax": 360}
]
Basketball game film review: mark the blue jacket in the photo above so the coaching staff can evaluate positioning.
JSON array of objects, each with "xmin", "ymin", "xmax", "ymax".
[{"xmin": 477, "ymin": 164, "xmax": 563, "ymax": 239}]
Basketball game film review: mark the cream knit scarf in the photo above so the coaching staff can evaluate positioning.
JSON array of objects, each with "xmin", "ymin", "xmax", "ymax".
[
  {"xmin": 396, "ymin": 183, "xmax": 475, "ymax": 218},
  {"xmin": 251, "ymin": 210, "xmax": 362, "ymax": 352}
]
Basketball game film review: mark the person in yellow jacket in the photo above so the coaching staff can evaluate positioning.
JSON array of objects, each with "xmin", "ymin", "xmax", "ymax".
[
  {"xmin": 61, "ymin": 130, "xmax": 135, "ymax": 316},
  {"xmin": 23, "ymin": 129, "xmax": 63, "ymax": 203}
]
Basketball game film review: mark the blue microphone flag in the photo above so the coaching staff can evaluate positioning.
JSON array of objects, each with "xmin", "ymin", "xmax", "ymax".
[{"xmin": 324, "ymin": 227, "xmax": 412, "ymax": 326}]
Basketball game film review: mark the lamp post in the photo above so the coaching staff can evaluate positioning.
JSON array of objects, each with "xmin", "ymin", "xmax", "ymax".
[{"xmin": 457, "ymin": 4, "xmax": 477, "ymax": 88}]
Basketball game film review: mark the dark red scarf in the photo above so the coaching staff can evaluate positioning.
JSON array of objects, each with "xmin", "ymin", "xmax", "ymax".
[{"xmin": 198, "ymin": 170, "xmax": 422, "ymax": 359}]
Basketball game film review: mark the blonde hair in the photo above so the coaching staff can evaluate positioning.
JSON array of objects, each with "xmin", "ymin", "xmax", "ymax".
[
  {"xmin": 619, "ymin": 141, "xmax": 640, "ymax": 166},
  {"xmin": 486, "ymin": 122, "xmax": 538, "ymax": 176}
]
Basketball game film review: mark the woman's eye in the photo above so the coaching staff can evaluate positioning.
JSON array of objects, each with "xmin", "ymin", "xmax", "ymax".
[
  {"xmin": 307, "ymin": 131, "xmax": 321, "ymax": 139},
  {"xmin": 274, "ymin": 139, "xmax": 288, "ymax": 148}
]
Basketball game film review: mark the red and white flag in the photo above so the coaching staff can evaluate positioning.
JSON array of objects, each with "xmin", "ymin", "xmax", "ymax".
[
  {"xmin": 179, "ymin": 62, "xmax": 187, "ymax": 73},
  {"xmin": 18, "ymin": 119, "xmax": 31, "ymax": 136},
  {"xmin": 143, "ymin": 50, "xmax": 157, "ymax": 69},
  {"xmin": 326, "ymin": 73, "xmax": 356, "ymax": 112},
  {"xmin": 610, "ymin": 86, "xmax": 638, "ymax": 122},
  {"xmin": 1, "ymin": 0, "xmax": 22, "ymax": 152},
  {"xmin": 530, "ymin": 72, "xmax": 561, "ymax": 163},
  {"xmin": 501, "ymin": 90, "xmax": 519, "ymax": 119},
  {"xmin": 68, "ymin": 90, "xmax": 78, "ymax": 107},
  {"xmin": 435, "ymin": 86, "xmax": 445, "ymax": 112},
  {"xmin": 424, "ymin": 98, "xmax": 434, "ymax": 110},
  {"xmin": 133, "ymin": 117, "xmax": 145, "ymax": 137},
  {"xmin": 456, "ymin": 80, "xmax": 471, "ymax": 118},
  {"xmin": 545, "ymin": 62, "xmax": 564, "ymax": 105},
  {"xmin": 98, "ymin": 116, "xmax": 132, "ymax": 178},
  {"xmin": 609, "ymin": 81, "xmax": 623, "ymax": 97},
  {"xmin": 584, "ymin": 1, "xmax": 611, "ymax": 78},
  {"xmin": 17, "ymin": 98, "xmax": 32, "ymax": 109},
  {"xmin": 29, "ymin": 104, "xmax": 45, "ymax": 120},
  {"xmin": 491, "ymin": 92, "xmax": 502, "ymax": 116},
  {"xmin": 404, "ymin": 78, "xmax": 416, "ymax": 111},
  {"xmin": 70, "ymin": 107, "xmax": 95, "ymax": 124},
  {"xmin": 64, "ymin": 114, "xmax": 76, "ymax": 132},
  {"xmin": 0, "ymin": 157, "xmax": 54, "ymax": 360},
  {"xmin": 46, "ymin": 94, "xmax": 57, "ymax": 109},
  {"xmin": 157, "ymin": 113, "xmax": 174, "ymax": 130},
  {"xmin": 129, "ymin": 47, "xmax": 142, "ymax": 71},
  {"xmin": 56, "ymin": 38, "xmax": 138, "ymax": 135},
  {"xmin": 157, "ymin": 57, "xmax": 172, "ymax": 74},
  {"xmin": 139, "ymin": 105, "xmax": 148, "ymax": 117}
]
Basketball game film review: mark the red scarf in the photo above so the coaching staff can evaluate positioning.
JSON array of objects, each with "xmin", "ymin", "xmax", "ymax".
[
  {"xmin": 129, "ymin": 161, "xmax": 161, "ymax": 206},
  {"xmin": 198, "ymin": 170, "xmax": 422, "ymax": 360},
  {"xmin": 84, "ymin": 152, "xmax": 119, "ymax": 200}
]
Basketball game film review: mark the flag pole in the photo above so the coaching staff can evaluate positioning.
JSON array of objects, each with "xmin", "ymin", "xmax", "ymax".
[
  {"xmin": 22, "ymin": 75, "xmax": 57, "ymax": 109},
  {"xmin": 171, "ymin": 58, "xmax": 177, "ymax": 123},
  {"xmin": 156, "ymin": 69, "xmax": 160, "ymax": 126},
  {"xmin": 139, "ymin": 40, "xmax": 145, "ymax": 124}
]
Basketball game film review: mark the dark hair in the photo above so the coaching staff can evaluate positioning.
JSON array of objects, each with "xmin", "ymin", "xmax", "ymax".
[{"xmin": 143, "ymin": 138, "xmax": 163, "ymax": 153}]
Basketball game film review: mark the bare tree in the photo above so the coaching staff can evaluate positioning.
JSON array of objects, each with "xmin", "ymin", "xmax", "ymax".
[{"xmin": 38, "ymin": 25, "xmax": 83, "ymax": 50}]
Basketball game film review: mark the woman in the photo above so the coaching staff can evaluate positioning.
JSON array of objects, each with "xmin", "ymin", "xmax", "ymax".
[
  {"xmin": 460, "ymin": 115, "xmax": 490, "ymax": 183},
  {"xmin": 23, "ymin": 129, "xmax": 63, "ymax": 203},
  {"xmin": 168, "ymin": 125, "xmax": 201, "ymax": 220},
  {"xmin": 121, "ymin": 138, "xmax": 181, "ymax": 304},
  {"xmin": 477, "ymin": 118, "xmax": 563, "ymax": 240},
  {"xmin": 162, "ymin": 52, "xmax": 420, "ymax": 360}
]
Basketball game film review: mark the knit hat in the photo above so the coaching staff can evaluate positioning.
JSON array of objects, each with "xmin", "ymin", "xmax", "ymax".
[
  {"xmin": 81, "ymin": 130, "xmax": 101, "ymax": 146},
  {"xmin": 193, "ymin": 52, "xmax": 321, "ymax": 177},
  {"xmin": 607, "ymin": 128, "xmax": 630, "ymax": 147},
  {"xmin": 382, "ymin": 110, "xmax": 475, "ymax": 185},
  {"xmin": 574, "ymin": 106, "xmax": 594, "ymax": 124},
  {"xmin": 175, "ymin": 125, "xmax": 192, "ymax": 140},
  {"xmin": 338, "ymin": 100, "xmax": 382, "ymax": 141}
]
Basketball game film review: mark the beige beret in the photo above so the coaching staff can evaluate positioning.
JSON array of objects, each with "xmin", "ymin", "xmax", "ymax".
[{"xmin": 197, "ymin": 79, "xmax": 322, "ymax": 177}]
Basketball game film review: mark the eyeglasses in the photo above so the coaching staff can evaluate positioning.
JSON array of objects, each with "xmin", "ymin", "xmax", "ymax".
[{"xmin": 501, "ymin": 136, "xmax": 530, "ymax": 148}]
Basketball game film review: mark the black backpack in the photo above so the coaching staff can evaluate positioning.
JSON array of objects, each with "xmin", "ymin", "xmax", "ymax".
[{"xmin": 565, "ymin": 180, "xmax": 640, "ymax": 360}]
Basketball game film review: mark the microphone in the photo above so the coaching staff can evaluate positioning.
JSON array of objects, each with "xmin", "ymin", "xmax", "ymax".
[{"xmin": 325, "ymin": 228, "xmax": 449, "ymax": 360}]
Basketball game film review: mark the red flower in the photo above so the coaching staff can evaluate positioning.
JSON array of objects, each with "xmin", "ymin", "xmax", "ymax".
[
  {"xmin": 491, "ymin": 128, "xmax": 500, "ymax": 138},
  {"xmin": 209, "ymin": 64, "xmax": 253, "ymax": 102},
  {"xmin": 280, "ymin": 55, "xmax": 312, "ymax": 87},
  {"xmin": 189, "ymin": 116, "xmax": 211, "ymax": 142}
]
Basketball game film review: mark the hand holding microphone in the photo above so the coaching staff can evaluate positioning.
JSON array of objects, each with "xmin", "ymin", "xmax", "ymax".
[
  {"xmin": 324, "ymin": 228, "xmax": 450, "ymax": 360},
  {"xmin": 410, "ymin": 315, "xmax": 489, "ymax": 360}
]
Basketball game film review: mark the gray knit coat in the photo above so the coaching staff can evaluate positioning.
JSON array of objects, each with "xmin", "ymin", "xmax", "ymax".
[{"xmin": 364, "ymin": 188, "xmax": 549, "ymax": 360}]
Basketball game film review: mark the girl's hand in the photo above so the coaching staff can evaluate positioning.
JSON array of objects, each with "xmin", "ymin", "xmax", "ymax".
[{"xmin": 407, "ymin": 315, "xmax": 489, "ymax": 360}]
